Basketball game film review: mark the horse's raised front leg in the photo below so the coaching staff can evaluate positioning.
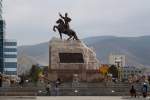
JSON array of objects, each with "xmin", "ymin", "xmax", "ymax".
[{"xmin": 53, "ymin": 26, "xmax": 57, "ymax": 32}]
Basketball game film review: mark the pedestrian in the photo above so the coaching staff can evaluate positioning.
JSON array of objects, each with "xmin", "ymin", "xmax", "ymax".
[
  {"xmin": 54, "ymin": 84, "xmax": 59, "ymax": 96},
  {"xmin": 0, "ymin": 73, "xmax": 2, "ymax": 87},
  {"xmin": 142, "ymin": 83, "xmax": 148, "ymax": 98},
  {"xmin": 46, "ymin": 82, "xmax": 51, "ymax": 96},
  {"xmin": 130, "ymin": 85, "xmax": 136, "ymax": 98},
  {"xmin": 19, "ymin": 75, "xmax": 25, "ymax": 87},
  {"xmin": 54, "ymin": 78, "xmax": 61, "ymax": 96}
]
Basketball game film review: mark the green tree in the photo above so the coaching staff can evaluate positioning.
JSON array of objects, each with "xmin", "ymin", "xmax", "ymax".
[
  {"xmin": 108, "ymin": 65, "xmax": 118, "ymax": 78},
  {"xmin": 29, "ymin": 64, "xmax": 42, "ymax": 85}
]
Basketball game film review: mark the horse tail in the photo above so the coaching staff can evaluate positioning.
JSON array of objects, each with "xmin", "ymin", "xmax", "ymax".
[{"xmin": 53, "ymin": 26, "xmax": 56, "ymax": 32}]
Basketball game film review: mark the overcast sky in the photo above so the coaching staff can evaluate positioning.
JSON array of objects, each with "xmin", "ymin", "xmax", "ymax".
[{"xmin": 3, "ymin": 0, "xmax": 150, "ymax": 45}]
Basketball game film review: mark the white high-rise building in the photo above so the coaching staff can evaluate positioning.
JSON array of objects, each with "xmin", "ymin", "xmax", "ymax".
[{"xmin": 109, "ymin": 54, "xmax": 125, "ymax": 67}]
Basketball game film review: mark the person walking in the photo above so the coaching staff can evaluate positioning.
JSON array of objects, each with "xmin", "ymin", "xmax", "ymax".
[
  {"xmin": 130, "ymin": 85, "xmax": 136, "ymax": 98},
  {"xmin": 46, "ymin": 82, "xmax": 51, "ymax": 96},
  {"xmin": 54, "ymin": 78, "xmax": 61, "ymax": 96},
  {"xmin": 19, "ymin": 76, "xmax": 24, "ymax": 87},
  {"xmin": 54, "ymin": 84, "xmax": 59, "ymax": 96},
  {"xmin": 142, "ymin": 83, "xmax": 148, "ymax": 98},
  {"xmin": 0, "ymin": 73, "xmax": 2, "ymax": 87}
]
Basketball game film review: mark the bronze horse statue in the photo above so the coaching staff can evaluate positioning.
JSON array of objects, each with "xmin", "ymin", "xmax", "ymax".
[{"xmin": 53, "ymin": 19, "xmax": 79, "ymax": 40}]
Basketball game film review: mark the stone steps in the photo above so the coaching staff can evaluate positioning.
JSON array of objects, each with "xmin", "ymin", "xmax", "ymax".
[
  {"xmin": 0, "ymin": 92, "xmax": 37, "ymax": 96},
  {"xmin": 0, "ymin": 87, "xmax": 38, "ymax": 96},
  {"xmin": 0, "ymin": 83, "xmax": 148, "ymax": 96}
]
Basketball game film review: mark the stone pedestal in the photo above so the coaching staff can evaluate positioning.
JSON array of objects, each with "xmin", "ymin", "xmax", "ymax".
[{"xmin": 48, "ymin": 38, "xmax": 100, "ymax": 81}]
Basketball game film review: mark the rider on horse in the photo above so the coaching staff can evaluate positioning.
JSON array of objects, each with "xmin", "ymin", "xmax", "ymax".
[
  {"xmin": 53, "ymin": 13, "xmax": 79, "ymax": 40},
  {"xmin": 59, "ymin": 13, "xmax": 71, "ymax": 31}
]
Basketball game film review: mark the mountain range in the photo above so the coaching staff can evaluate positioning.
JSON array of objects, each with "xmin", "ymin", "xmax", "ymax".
[{"xmin": 18, "ymin": 36, "xmax": 150, "ymax": 73}]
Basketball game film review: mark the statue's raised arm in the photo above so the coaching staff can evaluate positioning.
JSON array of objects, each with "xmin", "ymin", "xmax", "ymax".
[{"xmin": 59, "ymin": 13, "xmax": 65, "ymax": 19}]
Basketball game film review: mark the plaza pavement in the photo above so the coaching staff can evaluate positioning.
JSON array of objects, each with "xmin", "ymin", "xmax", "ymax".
[{"xmin": 0, "ymin": 96, "xmax": 150, "ymax": 100}]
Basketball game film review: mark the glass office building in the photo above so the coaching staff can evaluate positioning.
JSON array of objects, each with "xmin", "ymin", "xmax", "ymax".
[
  {"xmin": 4, "ymin": 40, "xmax": 17, "ymax": 75},
  {"xmin": 0, "ymin": 20, "xmax": 4, "ymax": 73},
  {"xmin": 0, "ymin": 1, "xmax": 17, "ymax": 75},
  {"xmin": 0, "ymin": 0, "xmax": 5, "ymax": 73}
]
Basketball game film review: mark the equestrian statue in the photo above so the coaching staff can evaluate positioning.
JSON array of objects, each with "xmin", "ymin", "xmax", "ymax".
[{"xmin": 53, "ymin": 13, "xmax": 79, "ymax": 40}]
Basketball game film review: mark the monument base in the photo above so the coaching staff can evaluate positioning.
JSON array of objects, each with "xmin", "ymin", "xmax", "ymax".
[{"xmin": 48, "ymin": 38, "xmax": 100, "ymax": 82}]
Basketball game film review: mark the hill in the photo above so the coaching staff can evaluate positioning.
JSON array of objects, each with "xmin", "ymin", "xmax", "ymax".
[{"xmin": 18, "ymin": 36, "xmax": 150, "ymax": 69}]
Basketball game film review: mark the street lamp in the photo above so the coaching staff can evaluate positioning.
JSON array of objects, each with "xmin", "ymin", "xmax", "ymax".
[
  {"xmin": 115, "ymin": 57, "xmax": 123, "ymax": 81},
  {"xmin": 72, "ymin": 74, "xmax": 79, "ymax": 96}
]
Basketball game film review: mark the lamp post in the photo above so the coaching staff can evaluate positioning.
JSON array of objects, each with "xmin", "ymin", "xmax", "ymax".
[
  {"xmin": 115, "ymin": 57, "xmax": 123, "ymax": 81},
  {"xmin": 72, "ymin": 74, "xmax": 79, "ymax": 96}
]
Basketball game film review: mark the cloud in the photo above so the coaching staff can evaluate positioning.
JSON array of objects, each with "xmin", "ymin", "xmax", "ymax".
[{"xmin": 3, "ymin": 0, "xmax": 150, "ymax": 45}]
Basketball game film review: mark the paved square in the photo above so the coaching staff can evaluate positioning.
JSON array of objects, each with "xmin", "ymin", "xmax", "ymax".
[{"xmin": 0, "ymin": 96, "xmax": 150, "ymax": 100}]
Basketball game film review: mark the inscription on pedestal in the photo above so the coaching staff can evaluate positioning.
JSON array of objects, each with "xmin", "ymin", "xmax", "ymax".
[{"xmin": 59, "ymin": 53, "xmax": 84, "ymax": 63}]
